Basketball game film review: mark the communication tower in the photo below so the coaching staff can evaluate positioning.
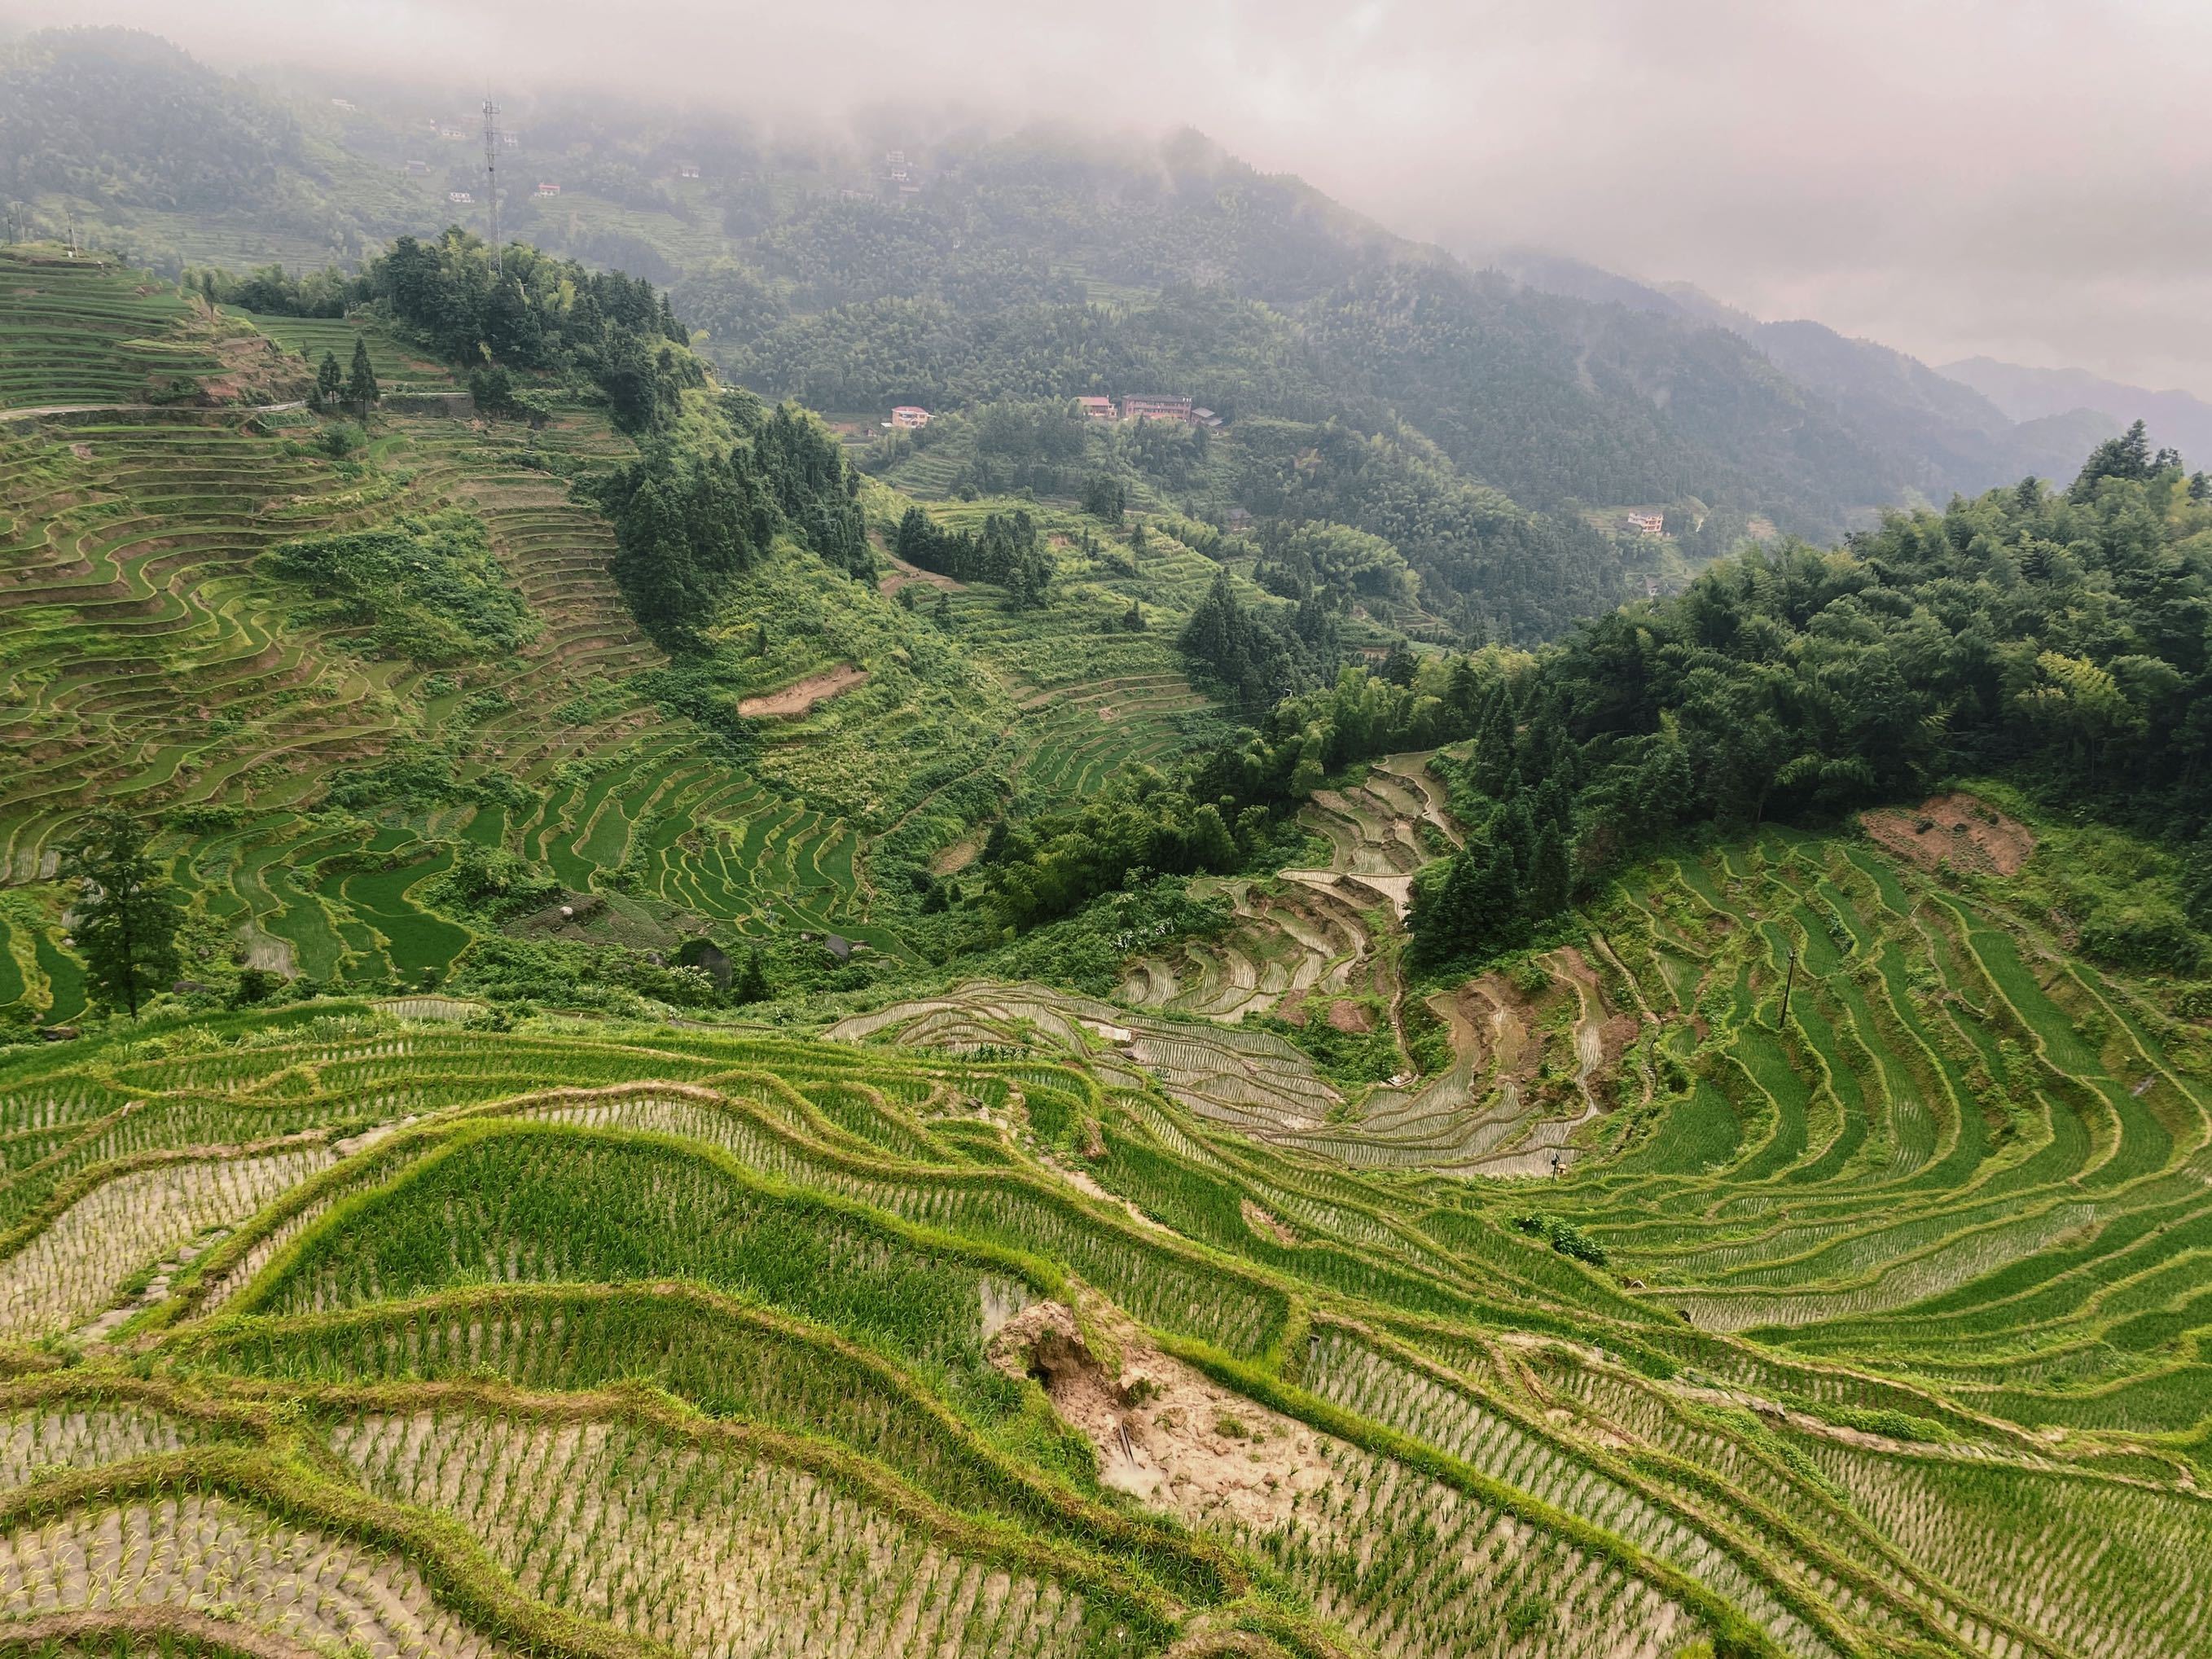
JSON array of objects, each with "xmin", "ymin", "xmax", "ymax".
[{"xmin": 482, "ymin": 96, "xmax": 502, "ymax": 274}]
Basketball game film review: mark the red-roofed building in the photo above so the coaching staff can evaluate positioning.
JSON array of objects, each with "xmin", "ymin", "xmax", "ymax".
[{"xmin": 1075, "ymin": 396, "xmax": 1116, "ymax": 420}]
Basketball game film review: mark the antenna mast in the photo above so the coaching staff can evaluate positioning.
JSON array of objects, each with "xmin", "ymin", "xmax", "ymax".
[{"xmin": 482, "ymin": 95, "xmax": 502, "ymax": 274}]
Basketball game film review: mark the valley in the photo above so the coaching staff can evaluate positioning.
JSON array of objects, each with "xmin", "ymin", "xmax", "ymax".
[{"xmin": 1, "ymin": 33, "xmax": 2210, "ymax": 1658}]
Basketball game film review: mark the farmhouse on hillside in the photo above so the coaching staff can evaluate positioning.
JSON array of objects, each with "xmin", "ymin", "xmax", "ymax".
[{"xmin": 1121, "ymin": 393, "xmax": 1194, "ymax": 423}]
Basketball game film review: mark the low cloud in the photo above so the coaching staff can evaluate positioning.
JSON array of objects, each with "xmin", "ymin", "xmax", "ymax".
[{"xmin": 15, "ymin": 0, "xmax": 2210, "ymax": 395}]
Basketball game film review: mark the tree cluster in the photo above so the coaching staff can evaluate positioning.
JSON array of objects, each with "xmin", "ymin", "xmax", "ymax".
[
  {"xmin": 592, "ymin": 393, "xmax": 867, "ymax": 649},
  {"xmin": 1178, "ymin": 569, "xmax": 1336, "ymax": 710},
  {"xmin": 893, "ymin": 506, "xmax": 1053, "ymax": 608}
]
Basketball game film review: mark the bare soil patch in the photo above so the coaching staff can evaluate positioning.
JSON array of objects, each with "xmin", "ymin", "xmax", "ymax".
[
  {"xmin": 1240, "ymin": 1200, "xmax": 1297, "ymax": 1245},
  {"xmin": 930, "ymin": 831, "xmax": 985, "ymax": 876},
  {"xmin": 737, "ymin": 663, "xmax": 868, "ymax": 719},
  {"xmin": 878, "ymin": 553, "xmax": 963, "ymax": 595},
  {"xmin": 989, "ymin": 1301, "xmax": 1332, "ymax": 1530},
  {"xmin": 1324, "ymin": 998, "xmax": 1372, "ymax": 1034},
  {"xmin": 1862, "ymin": 792, "xmax": 2034, "ymax": 877}
]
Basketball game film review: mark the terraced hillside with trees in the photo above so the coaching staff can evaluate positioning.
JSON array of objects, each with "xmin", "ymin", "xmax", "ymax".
[
  {"xmin": 0, "ymin": 243, "xmax": 1267, "ymax": 1025},
  {"xmin": 5, "ymin": 190, "xmax": 2212, "ymax": 1657},
  {"xmin": 10, "ymin": 24, "xmax": 2154, "ymax": 652},
  {"xmin": 0, "ymin": 848, "xmax": 2207, "ymax": 1659}
]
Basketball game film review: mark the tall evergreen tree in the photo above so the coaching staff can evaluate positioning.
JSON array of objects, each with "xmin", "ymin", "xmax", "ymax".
[
  {"xmin": 346, "ymin": 336, "xmax": 380, "ymax": 410},
  {"xmin": 731, "ymin": 946, "xmax": 770, "ymax": 1006},
  {"xmin": 1527, "ymin": 825, "xmax": 1573, "ymax": 916},
  {"xmin": 57, "ymin": 809, "xmax": 182, "ymax": 1020},
  {"xmin": 313, "ymin": 349, "xmax": 343, "ymax": 409}
]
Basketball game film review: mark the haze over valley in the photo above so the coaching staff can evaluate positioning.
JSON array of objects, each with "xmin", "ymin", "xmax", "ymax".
[{"xmin": 0, "ymin": 11, "xmax": 2209, "ymax": 1659}]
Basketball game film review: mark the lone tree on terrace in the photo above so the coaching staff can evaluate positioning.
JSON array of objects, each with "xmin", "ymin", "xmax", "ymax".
[
  {"xmin": 312, "ymin": 350, "xmax": 344, "ymax": 410},
  {"xmin": 347, "ymin": 336, "xmax": 381, "ymax": 411},
  {"xmin": 58, "ymin": 809, "xmax": 182, "ymax": 1020}
]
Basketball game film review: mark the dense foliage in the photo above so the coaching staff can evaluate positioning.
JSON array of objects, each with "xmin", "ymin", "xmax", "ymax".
[
  {"xmin": 1412, "ymin": 444, "xmax": 2212, "ymax": 968},
  {"xmin": 210, "ymin": 229, "xmax": 698, "ymax": 432},
  {"xmin": 265, "ymin": 511, "xmax": 530, "ymax": 665},
  {"xmin": 892, "ymin": 506, "xmax": 1052, "ymax": 607},
  {"xmin": 593, "ymin": 393, "xmax": 869, "ymax": 647},
  {"xmin": 0, "ymin": 29, "xmax": 301, "ymax": 213}
]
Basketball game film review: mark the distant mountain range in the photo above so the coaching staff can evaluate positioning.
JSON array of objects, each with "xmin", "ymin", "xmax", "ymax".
[
  {"xmin": 3, "ymin": 23, "xmax": 2188, "ymax": 577},
  {"xmin": 1936, "ymin": 357, "xmax": 2212, "ymax": 468},
  {"xmin": 1489, "ymin": 248, "xmax": 2144, "ymax": 504}
]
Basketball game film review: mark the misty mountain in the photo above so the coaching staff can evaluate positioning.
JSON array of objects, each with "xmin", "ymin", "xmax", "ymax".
[
  {"xmin": 1939, "ymin": 357, "xmax": 2212, "ymax": 467},
  {"xmin": 1492, "ymin": 247, "xmax": 2124, "ymax": 498},
  {"xmin": 1, "ymin": 24, "xmax": 2140, "ymax": 563}
]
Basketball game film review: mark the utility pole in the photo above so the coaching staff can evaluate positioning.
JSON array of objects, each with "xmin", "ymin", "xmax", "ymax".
[
  {"xmin": 482, "ymin": 95, "xmax": 502, "ymax": 274},
  {"xmin": 1779, "ymin": 946, "xmax": 1798, "ymax": 1028}
]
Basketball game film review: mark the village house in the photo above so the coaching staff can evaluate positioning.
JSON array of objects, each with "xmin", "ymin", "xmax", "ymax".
[
  {"xmin": 1075, "ymin": 396, "xmax": 1117, "ymax": 420},
  {"xmin": 889, "ymin": 406, "xmax": 932, "ymax": 429},
  {"xmin": 678, "ymin": 162, "xmax": 702, "ymax": 180},
  {"xmin": 1623, "ymin": 510, "xmax": 1666, "ymax": 538},
  {"xmin": 536, "ymin": 182, "xmax": 560, "ymax": 197},
  {"xmin": 447, "ymin": 191, "xmax": 474, "ymax": 204},
  {"xmin": 404, "ymin": 160, "xmax": 430, "ymax": 176},
  {"xmin": 1120, "ymin": 393, "xmax": 1193, "ymax": 423}
]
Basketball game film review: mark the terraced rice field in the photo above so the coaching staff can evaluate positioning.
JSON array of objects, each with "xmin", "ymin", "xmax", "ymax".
[
  {"xmin": 0, "ymin": 973, "xmax": 2198, "ymax": 1659},
  {"xmin": 0, "ymin": 251, "xmax": 226, "ymax": 412},
  {"xmin": 7, "ymin": 254, "xmax": 2210, "ymax": 1657},
  {"xmin": 0, "ymin": 260, "xmax": 1236, "ymax": 1017}
]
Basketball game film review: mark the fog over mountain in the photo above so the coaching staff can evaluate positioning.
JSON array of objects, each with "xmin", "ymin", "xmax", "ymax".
[{"xmin": 7, "ymin": 0, "xmax": 2210, "ymax": 402}]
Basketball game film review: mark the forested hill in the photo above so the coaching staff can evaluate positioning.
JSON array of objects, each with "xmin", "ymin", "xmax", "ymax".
[{"xmin": 0, "ymin": 25, "xmax": 2134, "ymax": 615}]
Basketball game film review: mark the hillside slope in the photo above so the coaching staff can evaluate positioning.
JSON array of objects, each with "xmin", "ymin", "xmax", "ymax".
[
  {"xmin": 0, "ymin": 784, "xmax": 2207, "ymax": 1659},
  {"xmin": 2, "ymin": 24, "xmax": 2148, "ymax": 571}
]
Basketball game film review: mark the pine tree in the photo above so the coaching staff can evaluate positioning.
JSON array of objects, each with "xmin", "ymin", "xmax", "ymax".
[
  {"xmin": 1527, "ymin": 826, "xmax": 1573, "ymax": 916},
  {"xmin": 1472, "ymin": 683, "xmax": 1516, "ymax": 796},
  {"xmin": 346, "ymin": 337, "xmax": 380, "ymax": 410},
  {"xmin": 58, "ymin": 809, "xmax": 182, "ymax": 1020},
  {"xmin": 1447, "ymin": 657, "xmax": 1481, "ymax": 722},
  {"xmin": 313, "ymin": 350, "xmax": 344, "ymax": 410},
  {"xmin": 731, "ymin": 946, "xmax": 770, "ymax": 1005},
  {"xmin": 1494, "ymin": 795, "xmax": 1537, "ymax": 880}
]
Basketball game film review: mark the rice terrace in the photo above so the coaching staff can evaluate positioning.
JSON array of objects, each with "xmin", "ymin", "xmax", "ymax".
[{"xmin": 4, "ymin": 24, "xmax": 2212, "ymax": 1659}]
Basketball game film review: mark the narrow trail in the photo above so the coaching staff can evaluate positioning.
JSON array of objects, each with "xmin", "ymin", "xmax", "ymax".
[{"xmin": 1, "ymin": 399, "xmax": 306, "ymax": 420}]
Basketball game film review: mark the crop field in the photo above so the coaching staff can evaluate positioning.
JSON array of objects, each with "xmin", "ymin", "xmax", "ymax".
[
  {"xmin": 0, "ymin": 250, "xmax": 228, "ymax": 411},
  {"xmin": 7, "ymin": 253, "xmax": 2212, "ymax": 1659},
  {"xmin": 0, "ymin": 259, "xmax": 1244, "ymax": 1020},
  {"xmin": 0, "ymin": 953, "xmax": 2199, "ymax": 1659}
]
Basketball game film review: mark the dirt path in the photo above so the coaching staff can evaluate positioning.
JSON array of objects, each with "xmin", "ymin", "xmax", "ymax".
[
  {"xmin": 1, "ymin": 399, "xmax": 306, "ymax": 421},
  {"xmin": 878, "ymin": 553, "xmax": 963, "ymax": 595},
  {"xmin": 737, "ymin": 664, "xmax": 868, "ymax": 718}
]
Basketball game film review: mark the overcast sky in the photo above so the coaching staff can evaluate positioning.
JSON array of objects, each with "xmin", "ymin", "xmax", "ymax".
[{"xmin": 19, "ymin": 0, "xmax": 2211, "ymax": 397}]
